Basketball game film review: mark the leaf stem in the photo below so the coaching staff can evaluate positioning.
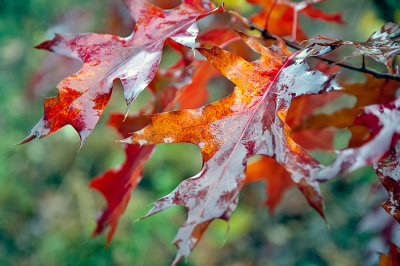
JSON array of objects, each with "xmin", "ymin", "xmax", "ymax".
[{"xmin": 228, "ymin": 11, "xmax": 400, "ymax": 82}]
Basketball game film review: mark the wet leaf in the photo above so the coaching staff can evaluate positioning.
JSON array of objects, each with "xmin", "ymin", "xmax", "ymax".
[
  {"xmin": 302, "ymin": 76, "xmax": 399, "ymax": 147},
  {"xmin": 375, "ymin": 142, "xmax": 400, "ymax": 222},
  {"xmin": 122, "ymin": 33, "xmax": 341, "ymax": 264},
  {"xmin": 21, "ymin": 0, "xmax": 223, "ymax": 146},
  {"xmin": 318, "ymin": 97, "xmax": 400, "ymax": 181},
  {"xmin": 89, "ymin": 28, "xmax": 232, "ymax": 241}
]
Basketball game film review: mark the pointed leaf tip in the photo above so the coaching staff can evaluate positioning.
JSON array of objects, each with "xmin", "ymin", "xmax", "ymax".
[
  {"xmin": 127, "ymin": 32, "xmax": 335, "ymax": 261},
  {"xmin": 28, "ymin": 0, "xmax": 221, "ymax": 143},
  {"xmin": 17, "ymin": 134, "xmax": 37, "ymax": 145}
]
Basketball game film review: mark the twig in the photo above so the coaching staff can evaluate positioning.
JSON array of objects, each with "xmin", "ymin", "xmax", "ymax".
[{"xmin": 228, "ymin": 10, "xmax": 400, "ymax": 82}]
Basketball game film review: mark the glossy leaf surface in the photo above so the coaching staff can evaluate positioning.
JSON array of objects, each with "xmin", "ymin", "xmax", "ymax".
[
  {"xmin": 21, "ymin": 0, "xmax": 223, "ymax": 145},
  {"xmin": 90, "ymin": 30, "xmax": 228, "ymax": 242},
  {"xmin": 123, "ymin": 33, "xmax": 341, "ymax": 264},
  {"xmin": 302, "ymin": 76, "xmax": 399, "ymax": 146},
  {"xmin": 318, "ymin": 97, "xmax": 400, "ymax": 181},
  {"xmin": 375, "ymin": 142, "xmax": 400, "ymax": 222}
]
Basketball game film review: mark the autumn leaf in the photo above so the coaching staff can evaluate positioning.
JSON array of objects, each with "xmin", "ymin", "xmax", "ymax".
[
  {"xmin": 89, "ymin": 113, "xmax": 153, "ymax": 244},
  {"xmin": 317, "ymin": 97, "xmax": 400, "ymax": 181},
  {"xmin": 20, "ymin": 0, "xmax": 224, "ymax": 146},
  {"xmin": 149, "ymin": 28, "xmax": 237, "ymax": 111},
  {"xmin": 301, "ymin": 76, "xmax": 399, "ymax": 147},
  {"xmin": 314, "ymin": 95, "xmax": 400, "ymax": 224},
  {"xmin": 121, "ymin": 32, "xmax": 341, "ymax": 264},
  {"xmin": 245, "ymin": 156, "xmax": 294, "ymax": 213},
  {"xmin": 296, "ymin": 22, "xmax": 400, "ymax": 73},
  {"xmin": 175, "ymin": 60, "xmax": 221, "ymax": 109},
  {"xmin": 379, "ymin": 242, "xmax": 400, "ymax": 266},
  {"xmin": 89, "ymin": 39, "xmax": 194, "ymax": 242},
  {"xmin": 374, "ymin": 142, "xmax": 400, "ymax": 222},
  {"xmin": 197, "ymin": 28, "xmax": 239, "ymax": 46},
  {"xmin": 302, "ymin": 76, "xmax": 398, "ymax": 129},
  {"xmin": 147, "ymin": 42, "xmax": 195, "ymax": 113},
  {"xmin": 90, "ymin": 29, "xmax": 230, "ymax": 241},
  {"xmin": 27, "ymin": 54, "xmax": 81, "ymax": 100},
  {"xmin": 287, "ymin": 92, "xmax": 340, "ymax": 150},
  {"xmin": 285, "ymin": 61, "xmax": 342, "ymax": 150},
  {"xmin": 286, "ymin": 61, "xmax": 342, "ymax": 130},
  {"xmin": 89, "ymin": 59, "xmax": 190, "ymax": 243},
  {"xmin": 26, "ymin": 2, "xmax": 135, "ymax": 100}
]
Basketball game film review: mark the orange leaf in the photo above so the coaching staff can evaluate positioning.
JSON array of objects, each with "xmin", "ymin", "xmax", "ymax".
[
  {"xmin": 379, "ymin": 242, "xmax": 400, "ymax": 266},
  {"xmin": 122, "ymin": 33, "xmax": 341, "ymax": 264},
  {"xmin": 245, "ymin": 156, "xmax": 294, "ymax": 213},
  {"xmin": 302, "ymin": 76, "xmax": 399, "ymax": 147}
]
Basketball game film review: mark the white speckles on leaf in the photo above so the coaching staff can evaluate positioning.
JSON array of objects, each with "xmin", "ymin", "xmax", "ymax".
[
  {"xmin": 164, "ymin": 137, "xmax": 173, "ymax": 143},
  {"xmin": 138, "ymin": 139, "xmax": 148, "ymax": 145}
]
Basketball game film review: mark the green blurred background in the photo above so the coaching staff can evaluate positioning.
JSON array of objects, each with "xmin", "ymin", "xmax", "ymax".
[{"xmin": 1, "ymin": 0, "xmax": 400, "ymax": 265}]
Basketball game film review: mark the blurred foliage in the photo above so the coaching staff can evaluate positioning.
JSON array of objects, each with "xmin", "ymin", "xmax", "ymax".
[
  {"xmin": 1, "ymin": 0, "xmax": 400, "ymax": 265},
  {"xmin": 372, "ymin": 0, "xmax": 400, "ymax": 23}
]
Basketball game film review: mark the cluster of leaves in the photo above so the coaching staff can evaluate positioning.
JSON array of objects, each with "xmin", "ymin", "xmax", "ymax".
[{"xmin": 22, "ymin": 0, "xmax": 400, "ymax": 264}]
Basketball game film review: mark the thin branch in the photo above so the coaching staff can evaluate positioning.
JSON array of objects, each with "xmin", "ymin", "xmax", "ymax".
[{"xmin": 228, "ymin": 10, "xmax": 400, "ymax": 82}]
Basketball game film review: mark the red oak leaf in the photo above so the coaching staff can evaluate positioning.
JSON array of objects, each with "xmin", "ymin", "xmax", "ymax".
[
  {"xmin": 315, "ymin": 95, "xmax": 400, "ymax": 224},
  {"xmin": 285, "ymin": 61, "xmax": 342, "ymax": 150},
  {"xmin": 27, "ymin": 2, "xmax": 135, "ymax": 100},
  {"xmin": 287, "ymin": 92, "xmax": 341, "ymax": 150},
  {"xmin": 148, "ymin": 48, "xmax": 219, "ymax": 111},
  {"xmin": 90, "ymin": 30, "xmax": 229, "ymax": 241},
  {"xmin": 21, "ymin": 0, "xmax": 223, "ymax": 146},
  {"xmin": 375, "ymin": 142, "xmax": 400, "ymax": 222},
  {"xmin": 301, "ymin": 76, "xmax": 399, "ymax": 147},
  {"xmin": 89, "ymin": 40, "xmax": 194, "ymax": 242},
  {"xmin": 175, "ymin": 60, "xmax": 221, "ymax": 109},
  {"xmin": 245, "ymin": 156, "xmax": 294, "ymax": 213},
  {"xmin": 317, "ymin": 97, "xmax": 400, "ymax": 182},
  {"xmin": 150, "ymin": 28, "xmax": 239, "ymax": 111},
  {"xmin": 122, "ymin": 33, "xmax": 340, "ymax": 264},
  {"xmin": 26, "ymin": 8, "xmax": 96, "ymax": 99},
  {"xmin": 379, "ymin": 242, "xmax": 400, "ymax": 266},
  {"xmin": 89, "ymin": 113, "xmax": 154, "ymax": 244},
  {"xmin": 197, "ymin": 28, "xmax": 239, "ymax": 46}
]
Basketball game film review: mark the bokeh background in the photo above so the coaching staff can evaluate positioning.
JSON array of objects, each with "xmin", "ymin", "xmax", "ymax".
[{"xmin": 1, "ymin": 0, "xmax": 400, "ymax": 265}]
